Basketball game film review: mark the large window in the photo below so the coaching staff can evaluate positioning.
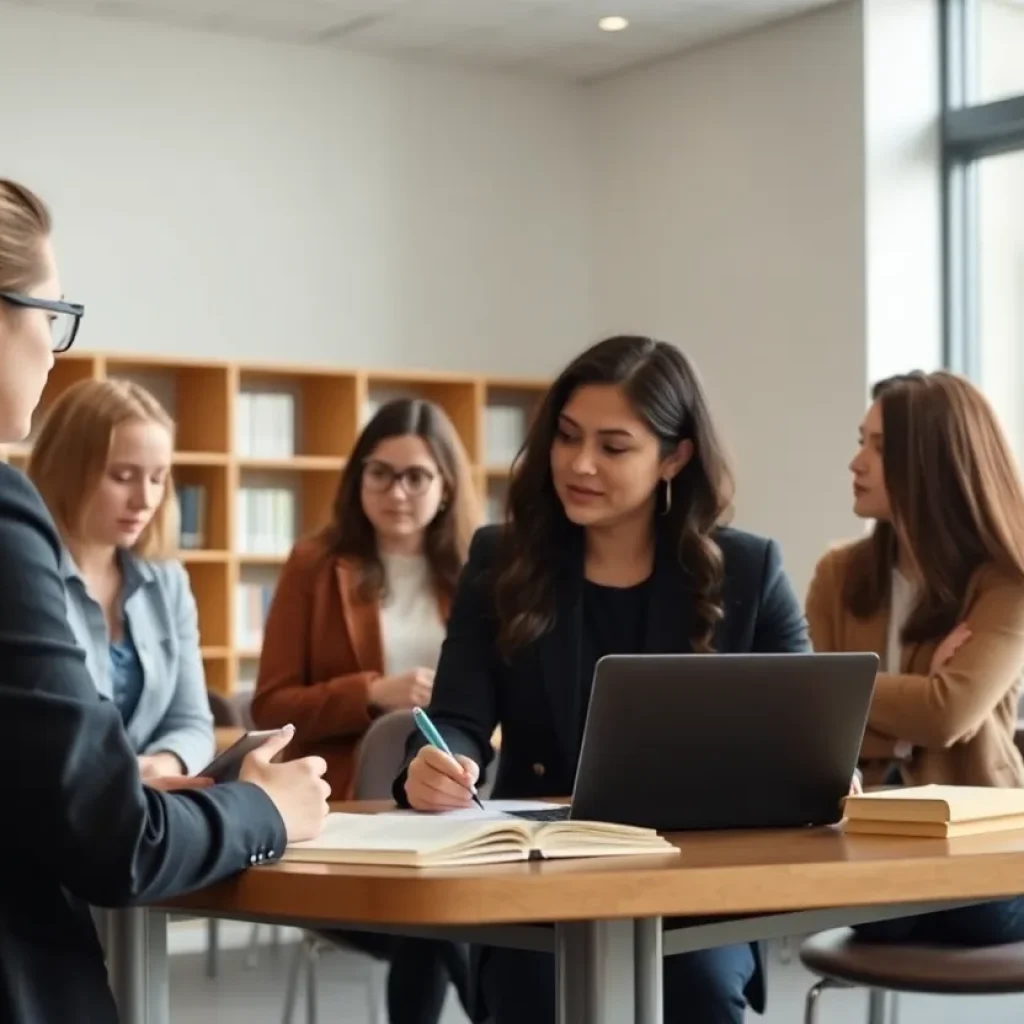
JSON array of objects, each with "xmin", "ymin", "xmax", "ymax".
[{"xmin": 944, "ymin": 0, "xmax": 1024, "ymax": 455}]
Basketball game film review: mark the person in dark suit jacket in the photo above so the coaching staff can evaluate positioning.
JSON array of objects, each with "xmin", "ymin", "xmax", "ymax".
[
  {"xmin": 393, "ymin": 335, "xmax": 810, "ymax": 1024},
  {"xmin": 0, "ymin": 178, "xmax": 331, "ymax": 1024}
]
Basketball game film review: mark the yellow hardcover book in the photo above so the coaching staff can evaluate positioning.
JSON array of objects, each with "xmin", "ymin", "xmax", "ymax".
[
  {"xmin": 843, "ymin": 785, "xmax": 1024, "ymax": 825},
  {"xmin": 844, "ymin": 813, "xmax": 1024, "ymax": 838}
]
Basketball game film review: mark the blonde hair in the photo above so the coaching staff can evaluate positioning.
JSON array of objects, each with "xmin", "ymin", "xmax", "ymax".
[
  {"xmin": 0, "ymin": 179, "xmax": 51, "ymax": 292},
  {"xmin": 28, "ymin": 378, "xmax": 179, "ymax": 559}
]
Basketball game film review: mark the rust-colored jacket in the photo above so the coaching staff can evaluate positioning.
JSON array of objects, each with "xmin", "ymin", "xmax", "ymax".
[
  {"xmin": 251, "ymin": 537, "xmax": 449, "ymax": 800},
  {"xmin": 806, "ymin": 541, "xmax": 1024, "ymax": 788}
]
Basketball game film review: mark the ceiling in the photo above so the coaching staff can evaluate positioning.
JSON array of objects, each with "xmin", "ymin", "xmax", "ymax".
[{"xmin": 2, "ymin": 0, "xmax": 843, "ymax": 80}]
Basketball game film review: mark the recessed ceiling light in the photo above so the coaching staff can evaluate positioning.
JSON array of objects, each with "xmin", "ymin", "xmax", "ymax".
[{"xmin": 598, "ymin": 15, "xmax": 629, "ymax": 32}]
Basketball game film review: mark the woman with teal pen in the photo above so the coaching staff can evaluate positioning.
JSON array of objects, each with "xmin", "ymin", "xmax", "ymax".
[
  {"xmin": 411, "ymin": 708, "xmax": 484, "ymax": 809},
  {"xmin": 394, "ymin": 335, "xmax": 810, "ymax": 1024}
]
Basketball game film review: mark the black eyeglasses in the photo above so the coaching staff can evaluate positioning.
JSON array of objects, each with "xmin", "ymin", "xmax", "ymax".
[
  {"xmin": 362, "ymin": 458, "xmax": 437, "ymax": 496},
  {"xmin": 0, "ymin": 292, "xmax": 84, "ymax": 353}
]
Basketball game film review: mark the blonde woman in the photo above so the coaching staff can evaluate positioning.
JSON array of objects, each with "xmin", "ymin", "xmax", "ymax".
[
  {"xmin": 0, "ymin": 177, "xmax": 328, "ymax": 1024},
  {"xmin": 28, "ymin": 378, "xmax": 214, "ymax": 779}
]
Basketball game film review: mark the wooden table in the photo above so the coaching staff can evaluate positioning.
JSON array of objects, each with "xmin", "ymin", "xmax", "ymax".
[{"xmin": 107, "ymin": 803, "xmax": 1024, "ymax": 1024}]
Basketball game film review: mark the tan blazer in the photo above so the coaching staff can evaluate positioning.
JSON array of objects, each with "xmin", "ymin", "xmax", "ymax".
[
  {"xmin": 250, "ymin": 537, "xmax": 449, "ymax": 799},
  {"xmin": 806, "ymin": 541, "xmax": 1024, "ymax": 788}
]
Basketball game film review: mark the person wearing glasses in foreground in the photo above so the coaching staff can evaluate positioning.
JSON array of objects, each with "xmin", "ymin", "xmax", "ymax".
[
  {"xmin": 252, "ymin": 397, "xmax": 480, "ymax": 1024},
  {"xmin": 0, "ymin": 178, "xmax": 331, "ymax": 1024},
  {"xmin": 807, "ymin": 371, "xmax": 1024, "ymax": 946},
  {"xmin": 395, "ymin": 335, "xmax": 810, "ymax": 1024}
]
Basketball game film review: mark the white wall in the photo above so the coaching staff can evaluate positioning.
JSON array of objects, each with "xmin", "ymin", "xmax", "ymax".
[
  {"xmin": 589, "ymin": 2, "xmax": 868, "ymax": 594},
  {"xmin": 3, "ymin": 0, "xmax": 947, "ymax": 598},
  {"xmin": 862, "ymin": 0, "xmax": 943, "ymax": 383},
  {"xmin": 0, "ymin": 4, "xmax": 592, "ymax": 375}
]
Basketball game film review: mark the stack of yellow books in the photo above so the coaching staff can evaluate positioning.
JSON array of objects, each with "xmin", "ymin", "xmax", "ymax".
[{"xmin": 843, "ymin": 785, "xmax": 1024, "ymax": 838}]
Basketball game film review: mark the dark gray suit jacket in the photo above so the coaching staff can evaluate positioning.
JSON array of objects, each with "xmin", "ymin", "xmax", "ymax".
[{"xmin": 0, "ymin": 464, "xmax": 286, "ymax": 1024}]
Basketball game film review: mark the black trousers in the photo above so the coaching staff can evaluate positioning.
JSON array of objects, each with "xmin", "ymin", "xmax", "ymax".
[
  {"xmin": 328, "ymin": 931, "xmax": 472, "ymax": 1024},
  {"xmin": 855, "ymin": 896, "xmax": 1024, "ymax": 946},
  {"xmin": 480, "ymin": 941, "xmax": 756, "ymax": 1024}
]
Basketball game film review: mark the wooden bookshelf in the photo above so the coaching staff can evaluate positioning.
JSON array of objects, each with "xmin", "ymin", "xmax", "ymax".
[{"xmin": 0, "ymin": 352, "xmax": 547, "ymax": 695}]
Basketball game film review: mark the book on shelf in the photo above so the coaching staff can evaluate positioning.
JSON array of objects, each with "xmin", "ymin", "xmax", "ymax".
[
  {"xmin": 362, "ymin": 397, "xmax": 382, "ymax": 426},
  {"xmin": 235, "ymin": 582, "xmax": 274, "ymax": 651},
  {"xmin": 843, "ymin": 784, "xmax": 1024, "ymax": 838},
  {"xmin": 177, "ymin": 484, "xmax": 207, "ymax": 549},
  {"xmin": 484, "ymin": 404, "xmax": 527, "ymax": 466},
  {"xmin": 236, "ymin": 392, "xmax": 295, "ymax": 458},
  {"xmin": 281, "ymin": 808, "xmax": 678, "ymax": 868},
  {"xmin": 485, "ymin": 492, "xmax": 505, "ymax": 524},
  {"xmin": 237, "ymin": 487, "xmax": 295, "ymax": 555}
]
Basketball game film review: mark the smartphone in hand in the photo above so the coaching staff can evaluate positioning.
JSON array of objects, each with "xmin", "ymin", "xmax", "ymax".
[{"xmin": 197, "ymin": 729, "xmax": 282, "ymax": 784}]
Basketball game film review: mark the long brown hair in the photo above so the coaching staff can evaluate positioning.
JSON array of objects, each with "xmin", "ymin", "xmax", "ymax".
[
  {"xmin": 844, "ymin": 371, "xmax": 1024, "ymax": 642},
  {"xmin": 321, "ymin": 398, "xmax": 478, "ymax": 602},
  {"xmin": 495, "ymin": 335, "xmax": 735, "ymax": 657}
]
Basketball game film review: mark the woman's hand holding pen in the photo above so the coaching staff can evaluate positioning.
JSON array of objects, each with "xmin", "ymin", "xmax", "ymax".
[{"xmin": 405, "ymin": 746, "xmax": 481, "ymax": 812}]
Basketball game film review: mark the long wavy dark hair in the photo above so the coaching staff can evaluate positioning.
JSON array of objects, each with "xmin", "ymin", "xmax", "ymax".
[
  {"xmin": 844, "ymin": 371, "xmax": 1024, "ymax": 642},
  {"xmin": 321, "ymin": 398, "xmax": 479, "ymax": 603},
  {"xmin": 495, "ymin": 335, "xmax": 735, "ymax": 657}
]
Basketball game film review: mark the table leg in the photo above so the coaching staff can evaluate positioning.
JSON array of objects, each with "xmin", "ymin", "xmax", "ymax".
[
  {"xmin": 635, "ymin": 918, "xmax": 663, "ymax": 1024},
  {"xmin": 107, "ymin": 909, "xmax": 170, "ymax": 1024},
  {"xmin": 556, "ymin": 919, "xmax": 649, "ymax": 1024}
]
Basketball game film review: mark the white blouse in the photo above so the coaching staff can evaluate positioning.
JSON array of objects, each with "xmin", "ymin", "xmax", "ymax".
[{"xmin": 378, "ymin": 552, "xmax": 446, "ymax": 674}]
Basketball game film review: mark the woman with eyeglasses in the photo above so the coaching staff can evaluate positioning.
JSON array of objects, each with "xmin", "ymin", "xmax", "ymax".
[
  {"xmin": 252, "ymin": 396, "xmax": 480, "ymax": 1024},
  {"xmin": 0, "ymin": 179, "xmax": 330, "ymax": 1024}
]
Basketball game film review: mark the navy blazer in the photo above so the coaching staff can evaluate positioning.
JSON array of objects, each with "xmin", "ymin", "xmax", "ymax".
[
  {"xmin": 394, "ymin": 522, "xmax": 810, "ymax": 1016},
  {"xmin": 0, "ymin": 464, "xmax": 286, "ymax": 1024}
]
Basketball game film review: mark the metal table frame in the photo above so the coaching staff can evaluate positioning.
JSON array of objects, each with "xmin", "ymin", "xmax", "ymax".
[{"xmin": 107, "ymin": 899, "xmax": 969, "ymax": 1024}]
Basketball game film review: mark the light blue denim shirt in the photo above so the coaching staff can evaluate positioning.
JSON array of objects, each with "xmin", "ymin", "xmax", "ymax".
[{"xmin": 60, "ymin": 548, "xmax": 215, "ymax": 775}]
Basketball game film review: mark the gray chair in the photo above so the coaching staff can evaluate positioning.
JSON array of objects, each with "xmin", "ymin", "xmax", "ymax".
[
  {"xmin": 800, "ymin": 927, "xmax": 1024, "ymax": 1024},
  {"xmin": 280, "ymin": 710, "xmax": 419, "ymax": 1024}
]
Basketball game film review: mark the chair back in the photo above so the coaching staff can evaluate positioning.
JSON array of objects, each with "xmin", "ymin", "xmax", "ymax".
[
  {"xmin": 208, "ymin": 690, "xmax": 243, "ymax": 727},
  {"xmin": 354, "ymin": 711, "xmax": 418, "ymax": 800}
]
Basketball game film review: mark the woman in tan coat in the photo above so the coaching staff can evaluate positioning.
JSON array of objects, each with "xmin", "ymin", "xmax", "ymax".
[
  {"xmin": 252, "ymin": 396, "xmax": 479, "ymax": 1024},
  {"xmin": 807, "ymin": 370, "xmax": 1024, "ymax": 944}
]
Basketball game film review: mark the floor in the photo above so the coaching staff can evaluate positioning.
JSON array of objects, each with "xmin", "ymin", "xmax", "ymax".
[{"xmin": 167, "ymin": 930, "xmax": 1024, "ymax": 1024}]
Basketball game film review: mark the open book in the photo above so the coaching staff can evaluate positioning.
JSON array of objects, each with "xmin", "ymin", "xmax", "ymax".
[
  {"xmin": 282, "ymin": 811, "xmax": 679, "ymax": 868},
  {"xmin": 843, "ymin": 784, "xmax": 1024, "ymax": 838}
]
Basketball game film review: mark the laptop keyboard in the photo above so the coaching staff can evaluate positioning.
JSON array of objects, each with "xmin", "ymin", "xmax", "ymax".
[{"xmin": 507, "ymin": 807, "xmax": 571, "ymax": 823}]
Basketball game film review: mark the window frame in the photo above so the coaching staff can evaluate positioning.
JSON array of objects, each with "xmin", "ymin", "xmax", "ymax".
[{"xmin": 942, "ymin": 0, "xmax": 1024, "ymax": 375}]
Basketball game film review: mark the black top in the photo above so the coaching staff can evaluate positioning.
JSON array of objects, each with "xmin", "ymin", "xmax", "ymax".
[
  {"xmin": 579, "ymin": 577, "xmax": 650, "ymax": 740},
  {"xmin": 0, "ymin": 463, "xmax": 287, "ymax": 1024}
]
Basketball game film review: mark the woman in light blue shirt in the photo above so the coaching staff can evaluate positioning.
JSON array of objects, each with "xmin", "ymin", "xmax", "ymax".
[{"xmin": 27, "ymin": 377, "xmax": 214, "ymax": 780}]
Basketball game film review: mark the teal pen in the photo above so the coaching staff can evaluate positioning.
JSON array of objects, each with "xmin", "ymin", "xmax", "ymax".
[{"xmin": 412, "ymin": 707, "xmax": 485, "ymax": 810}]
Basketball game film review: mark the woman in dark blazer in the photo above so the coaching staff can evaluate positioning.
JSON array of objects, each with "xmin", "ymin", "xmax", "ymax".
[
  {"xmin": 0, "ymin": 178, "xmax": 329, "ymax": 1024},
  {"xmin": 394, "ymin": 335, "xmax": 810, "ymax": 1024}
]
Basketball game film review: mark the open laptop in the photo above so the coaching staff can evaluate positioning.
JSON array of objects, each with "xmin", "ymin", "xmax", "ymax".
[{"xmin": 510, "ymin": 652, "xmax": 878, "ymax": 832}]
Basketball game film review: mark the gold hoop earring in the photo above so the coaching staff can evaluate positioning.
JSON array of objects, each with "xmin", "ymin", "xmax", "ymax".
[{"xmin": 662, "ymin": 478, "xmax": 672, "ymax": 516}]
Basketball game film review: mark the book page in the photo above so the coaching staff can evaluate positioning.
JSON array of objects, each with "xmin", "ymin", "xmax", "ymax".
[{"xmin": 286, "ymin": 812, "xmax": 531, "ymax": 856}]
